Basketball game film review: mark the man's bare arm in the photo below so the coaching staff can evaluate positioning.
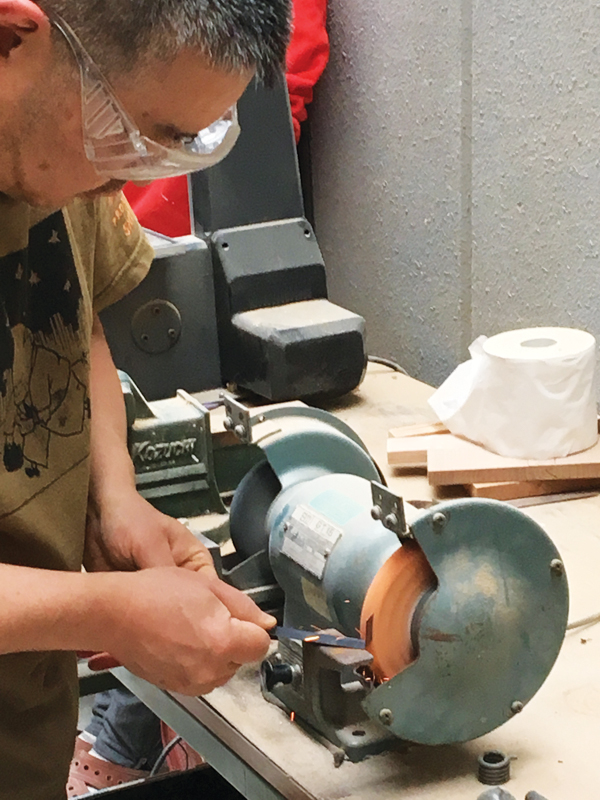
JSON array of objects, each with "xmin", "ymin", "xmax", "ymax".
[
  {"xmin": 0, "ymin": 315, "xmax": 274, "ymax": 695},
  {"xmin": 85, "ymin": 313, "xmax": 218, "ymax": 573},
  {"xmin": 0, "ymin": 561, "xmax": 274, "ymax": 694}
]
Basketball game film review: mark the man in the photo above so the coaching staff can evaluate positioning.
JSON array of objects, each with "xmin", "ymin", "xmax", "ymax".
[{"xmin": 0, "ymin": 1, "xmax": 291, "ymax": 797}]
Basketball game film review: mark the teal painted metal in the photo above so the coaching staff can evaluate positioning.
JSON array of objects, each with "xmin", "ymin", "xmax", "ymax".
[
  {"xmin": 230, "ymin": 404, "xmax": 569, "ymax": 750},
  {"xmin": 253, "ymin": 406, "xmax": 380, "ymax": 490},
  {"xmin": 268, "ymin": 474, "xmax": 401, "ymax": 633},
  {"xmin": 363, "ymin": 498, "xmax": 569, "ymax": 744}
]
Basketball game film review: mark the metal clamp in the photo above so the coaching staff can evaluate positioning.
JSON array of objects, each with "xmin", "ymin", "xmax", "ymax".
[
  {"xmin": 222, "ymin": 393, "xmax": 253, "ymax": 444},
  {"xmin": 370, "ymin": 482, "xmax": 410, "ymax": 540}
]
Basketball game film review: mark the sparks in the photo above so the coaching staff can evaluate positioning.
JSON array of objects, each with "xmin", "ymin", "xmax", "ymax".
[
  {"xmin": 304, "ymin": 635, "xmax": 320, "ymax": 642},
  {"xmin": 290, "ymin": 711, "xmax": 296, "ymax": 722}
]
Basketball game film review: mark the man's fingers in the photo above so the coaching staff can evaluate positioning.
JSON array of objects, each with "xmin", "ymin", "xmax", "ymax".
[
  {"xmin": 86, "ymin": 568, "xmax": 275, "ymax": 697},
  {"xmin": 134, "ymin": 535, "xmax": 178, "ymax": 569},
  {"xmin": 87, "ymin": 652, "xmax": 122, "ymax": 670},
  {"xmin": 165, "ymin": 520, "xmax": 218, "ymax": 575},
  {"xmin": 224, "ymin": 617, "xmax": 273, "ymax": 665},
  {"xmin": 210, "ymin": 579, "xmax": 276, "ymax": 630},
  {"xmin": 188, "ymin": 667, "xmax": 240, "ymax": 697}
]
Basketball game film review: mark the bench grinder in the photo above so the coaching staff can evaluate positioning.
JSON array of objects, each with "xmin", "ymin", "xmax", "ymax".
[{"xmin": 225, "ymin": 398, "xmax": 569, "ymax": 762}]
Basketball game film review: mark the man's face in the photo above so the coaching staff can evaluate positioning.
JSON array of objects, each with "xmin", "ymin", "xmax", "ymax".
[{"xmin": 1, "ymin": 15, "xmax": 252, "ymax": 207}]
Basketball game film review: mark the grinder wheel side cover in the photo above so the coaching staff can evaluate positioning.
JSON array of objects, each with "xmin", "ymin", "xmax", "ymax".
[
  {"xmin": 363, "ymin": 499, "xmax": 569, "ymax": 745},
  {"xmin": 230, "ymin": 405, "xmax": 381, "ymax": 559}
]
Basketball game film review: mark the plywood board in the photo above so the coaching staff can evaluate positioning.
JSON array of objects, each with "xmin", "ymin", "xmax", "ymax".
[
  {"xmin": 387, "ymin": 433, "xmax": 453, "ymax": 468},
  {"xmin": 388, "ymin": 420, "xmax": 448, "ymax": 439},
  {"xmin": 428, "ymin": 437, "xmax": 600, "ymax": 486},
  {"xmin": 468, "ymin": 478, "xmax": 600, "ymax": 500}
]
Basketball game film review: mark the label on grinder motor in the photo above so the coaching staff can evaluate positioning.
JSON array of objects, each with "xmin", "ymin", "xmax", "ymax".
[{"xmin": 281, "ymin": 505, "xmax": 342, "ymax": 579}]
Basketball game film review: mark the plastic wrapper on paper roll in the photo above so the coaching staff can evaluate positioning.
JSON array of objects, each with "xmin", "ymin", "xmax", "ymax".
[{"xmin": 428, "ymin": 327, "xmax": 598, "ymax": 460}]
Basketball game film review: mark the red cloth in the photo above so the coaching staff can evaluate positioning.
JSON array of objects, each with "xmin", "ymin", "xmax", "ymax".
[
  {"xmin": 124, "ymin": 176, "xmax": 191, "ymax": 238},
  {"xmin": 124, "ymin": 0, "xmax": 329, "ymax": 237},
  {"xmin": 286, "ymin": 0, "xmax": 329, "ymax": 143}
]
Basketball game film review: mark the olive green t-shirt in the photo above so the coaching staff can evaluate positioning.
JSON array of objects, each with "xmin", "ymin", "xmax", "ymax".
[{"xmin": 0, "ymin": 192, "xmax": 153, "ymax": 799}]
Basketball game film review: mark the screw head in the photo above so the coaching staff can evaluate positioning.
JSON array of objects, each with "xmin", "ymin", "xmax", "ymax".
[
  {"xmin": 432, "ymin": 511, "xmax": 447, "ymax": 531},
  {"xmin": 234, "ymin": 424, "xmax": 246, "ymax": 439},
  {"xmin": 379, "ymin": 708, "xmax": 393, "ymax": 726},
  {"xmin": 384, "ymin": 513, "xmax": 399, "ymax": 529},
  {"xmin": 550, "ymin": 558, "xmax": 564, "ymax": 576},
  {"xmin": 510, "ymin": 700, "xmax": 523, "ymax": 714},
  {"xmin": 282, "ymin": 521, "xmax": 289, "ymax": 532},
  {"xmin": 223, "ymin": 416, "xmax": 234, "ymax": 431},
  {"xmin": 371, "ymin": 505, "xmax": 383, "ymax": 521}
]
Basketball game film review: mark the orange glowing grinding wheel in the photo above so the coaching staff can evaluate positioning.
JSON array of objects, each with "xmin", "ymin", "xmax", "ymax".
[{"xmin": 360, "ymin": 542, "xmax": 437, "ymax": 681}]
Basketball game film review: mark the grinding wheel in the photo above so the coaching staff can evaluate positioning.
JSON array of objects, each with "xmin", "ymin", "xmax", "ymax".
[
  {"xmin": 360, "ymin": 542, "xmax": 436, "ymax": 681},
  {"xmin": 230, "ymin": 459, "xmax": 282, "ymax": 560}
]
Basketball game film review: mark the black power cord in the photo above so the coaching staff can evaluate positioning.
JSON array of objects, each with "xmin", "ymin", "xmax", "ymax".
[
  {"xmin": 149, "ymin": 735, "xmax": 189, "ymax": 777},
  {"xmin": 367, "ymin": 355, "xmax": 409, "ymax": 376}
]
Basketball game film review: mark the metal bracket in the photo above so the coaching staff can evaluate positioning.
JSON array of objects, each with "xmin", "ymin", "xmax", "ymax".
[
  {"xmin": 370, "ymin": 481, "xmax": 410, "ymax": 540},
  {"xmin": 222, "ymin": 393, "xmax": 253, "ymax": 444},
  {"xmin": 263, "ymin": 632, "xmax": 402, "ymax": 762}
]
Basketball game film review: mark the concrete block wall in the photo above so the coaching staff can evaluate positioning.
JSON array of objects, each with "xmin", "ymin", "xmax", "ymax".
[{"xmin": 311, "ymin": 0, "xmax": 600, "ymax": 388}]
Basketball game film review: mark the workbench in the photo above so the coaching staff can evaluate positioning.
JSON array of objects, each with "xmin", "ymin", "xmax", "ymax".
[{"xmin": 115, "ymin": 364, "xmax": 600, "ymax": 800}]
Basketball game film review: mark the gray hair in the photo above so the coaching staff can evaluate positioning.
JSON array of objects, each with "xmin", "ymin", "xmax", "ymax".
[{"xmin": 39, "ymin": 0, "xmax": 291, "ymax": 85}]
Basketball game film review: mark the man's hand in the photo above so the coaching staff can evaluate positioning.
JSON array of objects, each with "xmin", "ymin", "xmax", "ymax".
[
  {"xmin": 83, "ymin": 488, "xmax": 276, "ymax": 693},
  {"xmin": 85, "ymin": 488, "xmax": 216, "ymax": 575},
  {"xmin": 107, "ymin": 567, "xmax": 275, "ymax": 695},
  {"xmin": 77, "ymin": 565, "xmax": 275, "ymax": 694},
  {"xmin": 100, "ymin": 567, "xmax": 274, "ymax": 695}
]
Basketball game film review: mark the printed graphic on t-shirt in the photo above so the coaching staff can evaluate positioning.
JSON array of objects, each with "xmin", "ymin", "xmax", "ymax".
[{"xmin": 0, "ymin": 211, "xmax": 90, "ymax": 478}]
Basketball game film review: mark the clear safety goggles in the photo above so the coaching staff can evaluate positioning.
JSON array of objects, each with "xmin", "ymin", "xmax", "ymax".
[{"xmin": 50, "ymin": 13, "xmax": 241, "ymax": 182}]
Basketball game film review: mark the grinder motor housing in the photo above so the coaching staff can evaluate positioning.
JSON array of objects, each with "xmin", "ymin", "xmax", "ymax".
[{"xmin": 225, "ymin": 399, "xmax": 569, "ymax": 761}]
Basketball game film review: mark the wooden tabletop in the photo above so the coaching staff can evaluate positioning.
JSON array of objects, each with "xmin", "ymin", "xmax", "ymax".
[{"xmin": 126, "ymin": 364, "xmax": 600, "ymax": 800}]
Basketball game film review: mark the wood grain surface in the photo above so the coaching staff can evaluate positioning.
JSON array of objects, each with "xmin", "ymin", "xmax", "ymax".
[{"xmin": 428, "ymin": 438, "xmax": 600, "ymax": 486}]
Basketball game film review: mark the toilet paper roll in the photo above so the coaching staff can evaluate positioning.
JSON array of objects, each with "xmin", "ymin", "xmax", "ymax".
[{"xmin": 429, "ymin": 327, "xmax": 598, "ymax": 460}]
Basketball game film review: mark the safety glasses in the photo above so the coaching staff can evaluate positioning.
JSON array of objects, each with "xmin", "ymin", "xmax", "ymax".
[{"xmin": 50, "ymin": 13, "xmax": 240, "ymax": 181}]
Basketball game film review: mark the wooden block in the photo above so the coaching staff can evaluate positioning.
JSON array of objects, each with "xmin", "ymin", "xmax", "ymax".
[
  {"xmin": 389, "ymin": 416, "xmax": 598, "ymax": 441},
  {"xmin": 388, "ymin": 420, "xmax": 448, "ymax": 439},
  {"xmin": 387, "ymin": 433, "xmax": 453, "ymax": 468},
  {"xmin": 428, "ymin": 437, "xmax": 600, "ymax": 486},
  {"xmin": 467, "ymin": 478, "xmax": 600, "ymax": 501}
]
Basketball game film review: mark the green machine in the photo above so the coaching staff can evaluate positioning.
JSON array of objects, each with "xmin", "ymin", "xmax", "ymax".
[{"xmin": 123, "ymin": 376, "xmax": 569, "ymax": 763}]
